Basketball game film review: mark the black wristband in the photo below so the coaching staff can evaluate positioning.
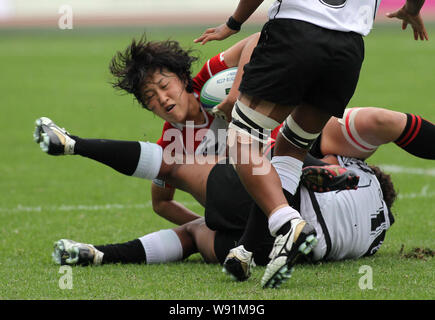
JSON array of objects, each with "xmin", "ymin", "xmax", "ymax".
[{"xmin": 226, "ymin": 16, "xmax": 242, "ymax": 31}]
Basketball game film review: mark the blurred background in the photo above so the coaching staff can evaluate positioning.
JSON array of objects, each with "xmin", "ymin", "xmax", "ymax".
[{"xmin": 1, "ymin": 0, "xmax": 435, "ymax": 27}]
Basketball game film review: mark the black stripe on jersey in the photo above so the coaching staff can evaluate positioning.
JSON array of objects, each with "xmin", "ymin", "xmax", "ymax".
[
  {"xmin": 272, "ymin": 0, "xmax": 282, "ymax": 19},
  {"xmin": 365, "ymin": 206, "xmax": 394, "ymax": 257},
  {"xmin": 370, "ymin": 210, "xmax": 386, "ymax": 233},
  {"xmin": 308, "ymin": 190, "xmax": 332, "ymax": 259},
  {"xmin": 364, "ymin": 230, "xmax": 386, "ymax": 257},
  {"xmin": 319, "ymin": 0, "xmax": 347, "ymax": 9}
]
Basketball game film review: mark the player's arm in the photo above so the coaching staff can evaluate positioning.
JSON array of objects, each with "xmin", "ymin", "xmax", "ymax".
[
  {"xmin": 386, "ymin": 0, "xmax": 428, "ymax": 40},
  {"xmin": 151, "ymin": 183, "xmax": 202, "ymax": 226},
  {"xmin": 212, "ymin": 32, "xmax": 260, "ymax": 121},
  {"xmin": 194, "ymin": 0, "xmax": 264, "ymax": 45}
]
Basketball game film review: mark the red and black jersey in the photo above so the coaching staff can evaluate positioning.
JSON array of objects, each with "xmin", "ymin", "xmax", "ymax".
[{"xmin": 156, "ymin": 52, "xmax": 229, "ymax": 155}]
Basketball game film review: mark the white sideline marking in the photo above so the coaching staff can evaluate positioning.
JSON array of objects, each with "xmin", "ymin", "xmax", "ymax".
[
  {"xmin": 1, "ymin": 165, "xmax": 433, "ymax": 213},
  {"xmin": 397, "ymin": 185, "xmax": 435, "ymax": 199},
  {"xmin": 0, "ymin": 201, "xmax": 201, "ymax": 213},
  {"xmin": 378, "ymin": 164, "xmax": 435, "ymax": 177}
]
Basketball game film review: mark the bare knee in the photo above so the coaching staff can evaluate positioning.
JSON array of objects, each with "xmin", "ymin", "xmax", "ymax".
[
  {"xmin": 173, "ymin": 218, "xmax": 205, "ymax": 258},
  {"xmin": 185, "ymin": 218, "xmax": 205, "ymax": 234}
]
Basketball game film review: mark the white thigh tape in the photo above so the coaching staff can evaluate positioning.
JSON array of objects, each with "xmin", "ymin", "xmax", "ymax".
[
  {"xmin": 230, "ymin": 100, "xmax": 280, "ymax": 143},
  {"xmin": 280, "ymin": 115, "xmax": 320, "ymax": 149},
  {"xmin": 338, "ymin": 108, "xmax": 378, "ymax": 153}
]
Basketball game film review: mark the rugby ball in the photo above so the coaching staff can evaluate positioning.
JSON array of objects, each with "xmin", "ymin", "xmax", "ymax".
[{"xmin": 200, "ymin": 67, "xmax": 237, "ymax": 110}]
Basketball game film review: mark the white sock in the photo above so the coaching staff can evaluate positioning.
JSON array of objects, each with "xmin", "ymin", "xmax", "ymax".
[
  {"xmin": 132, "ymin": 141, "xmax": 163, "ymax": 180},
  {"xmin": 138, "ymin": 229, "xmax": 183, "ymax": 264},
  {"xmin": 268, "ymin": 206, "xmax": 301, "ymax": 237},
  {"xmin": 271, "ymin": 156, "xmax": 303, "ymax": 194}
]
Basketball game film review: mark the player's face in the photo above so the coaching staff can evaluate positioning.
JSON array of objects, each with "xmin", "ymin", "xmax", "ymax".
[{"xmin": 142, "ymin": 69, "xmax": 191, "ymax": 123}]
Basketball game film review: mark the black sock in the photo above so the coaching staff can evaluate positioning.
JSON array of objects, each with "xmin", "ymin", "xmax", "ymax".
[
  {"xmin": 238, "ymin": 203, "xmax": 270, "ymax": 253},
  {"xmin": 71, "ymin": 136, "xmax": 141, "ymax": 175},
  {"xmin": 94, "ymin": 239, "xmax": 146, "ymax": 264},
  {"xmin": 238, "ymin": 189, "xmax": 295, "ymax": 253},
  {"xmin": 394, "ymin": 114, "xmax": 435, "ymax": 160}
]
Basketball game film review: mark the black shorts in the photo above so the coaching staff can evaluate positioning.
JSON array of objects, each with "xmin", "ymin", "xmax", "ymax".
[
  {"xmin": 239, "ymin": 19, "xmax": 365, "ymax": 117},
  {"xmin": 205, "ymin": 161, "xmax": 275, "ymax": 266}
]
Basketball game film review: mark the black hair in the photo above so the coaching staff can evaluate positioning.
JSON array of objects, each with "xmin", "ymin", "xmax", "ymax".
[{"xmin": 109, "ymin": 34, "xmax": 198, "ymax": 109}]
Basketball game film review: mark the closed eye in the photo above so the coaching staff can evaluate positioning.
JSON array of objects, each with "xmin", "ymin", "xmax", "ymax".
[{"xmin": 144, "ymin": 93, "xmax": 155, "ymax": 105}]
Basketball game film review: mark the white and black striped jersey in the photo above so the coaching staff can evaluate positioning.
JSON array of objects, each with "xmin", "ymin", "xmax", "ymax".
[
  {"xmin": 300, "ymin": 156, "xmax": 394, "ymax": 261},
  {"xmin": 268, "ymin": 0, "xmax": 381, "ymax": 36}
]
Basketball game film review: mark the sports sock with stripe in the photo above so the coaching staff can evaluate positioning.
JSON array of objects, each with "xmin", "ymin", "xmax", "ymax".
[{"xmin": 394, "ymin": 114, "xmax": 435, "ymax": 160}]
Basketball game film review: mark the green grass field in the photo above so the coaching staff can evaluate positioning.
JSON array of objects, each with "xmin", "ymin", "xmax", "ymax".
[{"xmin": 0, "ymin": 24, "xmax": 434, "ymax": 300}]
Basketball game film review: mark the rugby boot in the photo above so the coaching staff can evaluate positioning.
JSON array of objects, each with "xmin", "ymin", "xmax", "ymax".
[
  {"xmin": 52, "ymin": 239, "xmax": 103, "ymax": 266},
  {"xmin": 301, "ymin": 165, "xmax": 359, "ymax": 192},
  {"xmin": 222, "ymin": 245, "xmax": 255, "ymax": 281},
  {"xmin": 261, "ymin": 218, "xmax": 318, "ymax": 289},
  {"xmin": 33, "ymin": 117, "xmax": 76, "ymax": 155}
]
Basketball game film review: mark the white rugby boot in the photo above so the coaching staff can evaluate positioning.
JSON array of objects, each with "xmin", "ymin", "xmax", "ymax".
[
  {"xmin": 222, "ymin": 245, "xmax": 255, "ymax": 281},
  {"xmin": 33, "ymin": 117, "xmax": 76, "ymax": 155},
  {"xmin": 261, "ymin": 218, "xmax": 318, "ymax": 289},
  {"xmin": 52, "ymin": 239, "xmax": 103, "ymax": 266}
]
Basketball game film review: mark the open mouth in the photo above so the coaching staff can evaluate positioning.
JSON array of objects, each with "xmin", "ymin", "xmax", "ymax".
[{"xmin": 166, "ymin": 104, "xmax": 175, "ymax": 113}]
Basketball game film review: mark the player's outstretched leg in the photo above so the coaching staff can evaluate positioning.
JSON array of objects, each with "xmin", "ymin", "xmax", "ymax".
[
  {"xmin": 53, "ymin": 239, "xmax": 103, "ymax": 266},
  {"xmin": 222, "ymin": 245, "xmax": 255, "ymax": 281},
  {"xmin": 33, "ymin": 117, "xmax": 76, "ymax": 155},
  {"xmin": 261, "ymin": 219, "xmax": 318, "ymax": 289},
  {"xmin": 301, "ymin": 165, "xmax": 359, "ymax": 192}
]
